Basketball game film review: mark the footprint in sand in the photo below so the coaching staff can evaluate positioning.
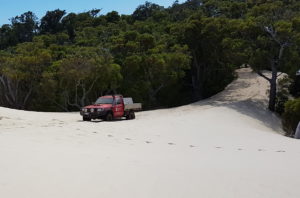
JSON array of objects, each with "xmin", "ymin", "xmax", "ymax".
[
  {"xmin": 145, "ymin": 141, "xmax": 152, "ymax": 144},
  {"xmin": 168, "ymin": 142, "xmax": 175, "ymax": 145},
  {"xmin": 93, "ymin": 132, "xmax": 98, "ymax": 134},
  {"xmin": 107, "ymin": 134, "xmax": 113, "ymax": 137},
  {"xmin": 125, "ymin": 138, "xmax": 131, "ymax": 141}
]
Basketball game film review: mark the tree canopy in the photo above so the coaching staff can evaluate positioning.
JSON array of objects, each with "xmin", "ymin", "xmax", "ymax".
[{"xmin": 0, "ymin": 0, "xmax": 299, "ymax": 112}]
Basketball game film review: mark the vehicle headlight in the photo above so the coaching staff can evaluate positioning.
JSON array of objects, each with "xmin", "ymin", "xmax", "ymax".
[
  {"xmin": 83, "ymin": 108, "xmax": 88, "ymax": 112},
  {"xmin": 91, "ymin": 108, "xmax": 95, "ymax": 113},
  {"xmin": 97, "ymin": 108, "xmax": 103, "ymax": 112}
]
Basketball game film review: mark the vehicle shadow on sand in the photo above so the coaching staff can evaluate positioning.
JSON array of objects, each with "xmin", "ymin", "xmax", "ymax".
[{"xmin": 77, "ymin": 118, "xmax": 128, "ymax": 123}]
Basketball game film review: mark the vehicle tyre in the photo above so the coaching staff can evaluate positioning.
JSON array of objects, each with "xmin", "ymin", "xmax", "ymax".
[
  {"xmin": 127, "ymin": 111, "xmax": 135, "ymax": 120},
  {"xmin": 83, "ymin": 117, "xmax": 91, "ymax": 121},
  {"xmin": 105, "ymin": 112, "xmax": 113, "ymax": 121},
  {"xmin": 131, "ymin": 111, "xmax": 136, "ymax": 119}
]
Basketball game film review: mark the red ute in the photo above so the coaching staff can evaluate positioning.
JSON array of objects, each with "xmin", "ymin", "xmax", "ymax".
[{"xmin": 80, "ymin": 95, "xmax": 142, "ymax": 121}]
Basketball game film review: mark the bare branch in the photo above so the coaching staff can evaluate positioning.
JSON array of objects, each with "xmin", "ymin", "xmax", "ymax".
[
  {"xmin": 0, "ymin": 75, "xmax": 14, "ymax": 106},
  {"xmin": 264, "ymin": 26, "xmax": 281, "ymax": 45},
  {"xmin": 278, "ymin": 42, "xmax": 289, "ymax": 62},
  {"xmin": 4, "ymin": 94, "xmax": 14, "ymax": 106},
  {"xmin": 152, "ymin": 84, "xmax": 165, "ymax": 97},
  {"xmin": 277, "ymin": 72, "xmax": 284, "ymax": 78},
  {"xmin": 257, "ymin": 71, "xmax": 271, "ymax": 82},
  {"xmin": 6, "ymin": 78, "xmax": 16, "ymax": 103},
  {"xmin": 85, "ymin": 77, "xmax": 99, "ymax": 96},
  {"xmin": 66, "ymin": 91, "xmax": 81, "ymax": 109},
  {"xmin": 53, "ymin": 101, "xmax": 69, "ymax": 112},
  {"xmin": 23, "ymin": 86, "xmax": 33, "ymax": 108},
  {"xmin": 80, "ymin": 76, "xmax": 99, "ymax": 107},
  {"xmin": 0, "ymin": 75, "xmax": 6, "ymax": 88},
  {"xmin": 264, "ymin": 26, "xmax": 291, "ymax": 47}
]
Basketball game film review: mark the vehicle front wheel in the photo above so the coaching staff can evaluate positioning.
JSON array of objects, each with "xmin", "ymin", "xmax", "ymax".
[
  {"xmin": 83, "ymin": 117, "xmax": 91, "ymax": 121},
  {"xmin": 105, "ymin": 112, "xmax": 113, "ymax": 121}
]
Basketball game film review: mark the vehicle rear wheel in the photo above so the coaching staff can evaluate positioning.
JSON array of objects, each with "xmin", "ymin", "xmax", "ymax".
[
  {"xmin": 126, "ymin": 112, "xmax": 131, "ymax": 120},
  {"xmin": 105, "ymin": 112, "xmax": 113, "ymax": 121},
  {"xmin": 126, "ymin": 111, "xmax": 135, "ymax": 120},
  {"xmin": 130, "ymin": 111, "xmax": 135, "ymax": 119}
]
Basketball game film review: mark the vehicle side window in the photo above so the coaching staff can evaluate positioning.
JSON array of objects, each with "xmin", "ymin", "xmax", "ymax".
[{"xmin": 116, "ymin": 98, "xmax": 122, "ymax": 105}]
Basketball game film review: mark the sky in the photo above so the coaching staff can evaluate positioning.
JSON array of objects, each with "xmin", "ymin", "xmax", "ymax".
[{"xmin": 0, "ymin": 0, "xmax": 184, "ymax": 25}]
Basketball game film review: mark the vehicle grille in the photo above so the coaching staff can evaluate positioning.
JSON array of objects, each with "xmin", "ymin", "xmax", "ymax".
[{"xmin": 86, "ymin": 108, "xmax": 96, "ymax": 113}]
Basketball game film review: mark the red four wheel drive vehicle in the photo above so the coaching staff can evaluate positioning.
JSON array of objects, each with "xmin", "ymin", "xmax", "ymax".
[{"xmin": 80, "ymin": 95, "xmax": 142, "ymax": 121}]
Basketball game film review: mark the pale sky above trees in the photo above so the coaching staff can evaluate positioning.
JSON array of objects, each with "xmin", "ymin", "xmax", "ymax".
[{"xmin": 0, "ymin": 0, "xmax": 184, "ymax": 25}]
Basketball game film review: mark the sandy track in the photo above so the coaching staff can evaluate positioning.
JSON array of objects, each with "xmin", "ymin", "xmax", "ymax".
[{"xmin": 0, "ymin": 68, "xmax": 300, "ymax": 198}]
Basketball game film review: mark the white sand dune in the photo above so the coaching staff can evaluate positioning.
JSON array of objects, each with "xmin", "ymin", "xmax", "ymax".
[{"xmin": 0, "ymin": 68, "xmax": 299, "ymax": 198}]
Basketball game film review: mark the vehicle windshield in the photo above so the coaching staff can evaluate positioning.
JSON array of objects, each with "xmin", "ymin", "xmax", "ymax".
[{"xmin": 95, "ymin": 97, "xmax": 113, "ymax": 104}]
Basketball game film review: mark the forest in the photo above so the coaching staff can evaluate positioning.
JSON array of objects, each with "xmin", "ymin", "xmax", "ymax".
[{"xmin": 0, "ymin": 0, "xmax": 299, "ymax": 114}]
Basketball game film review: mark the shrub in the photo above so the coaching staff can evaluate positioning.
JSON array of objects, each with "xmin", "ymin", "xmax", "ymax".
[
  {"xmin": 282, "ymin": 98, "xmax": 300, "ymax": 137},
  {"xmin": 276, "ymin": 76, "xmax": 292, "ymax": 115}
]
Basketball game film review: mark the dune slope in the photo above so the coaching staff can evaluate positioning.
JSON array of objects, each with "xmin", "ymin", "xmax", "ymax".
[{"xmin": 0, "ymin": 68, "xmax": 299, "ymax": 198}]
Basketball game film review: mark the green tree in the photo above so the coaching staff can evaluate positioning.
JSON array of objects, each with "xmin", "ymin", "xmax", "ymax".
[
  {"xmin": 40, "ymin": 9, "xmax": 66, "ymax": 34},
  {"xmin": 246, "ymin": 0, "xmax": 300, "ymax": 111},
  {"xmin": 132, "ymin": 2, "xmax": 163, "ymax": 21},
  {"xmin": 10, "ymin": 11, "xmax": 38, "ymax": 43},
  {"xmin": 0, "ymin": 41, "xmax": 51, "ymax": 109},
  {"xmin": 181, "ymin": 17, "xmax": 238, "ymax": 99},
  {"xmin": 54, "ymin": 47, "xmax": 122, "ymax": 110}
]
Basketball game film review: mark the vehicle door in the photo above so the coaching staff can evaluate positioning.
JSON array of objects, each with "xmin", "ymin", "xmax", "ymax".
[{"xmin": 113, "ymin": 97, "xmax": 124, "ymax": 117}]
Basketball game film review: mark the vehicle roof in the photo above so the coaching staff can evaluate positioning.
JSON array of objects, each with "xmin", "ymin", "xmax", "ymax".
[{"xmin": 100, "ymin": 95, "xmax": 123, "ymax": 98}]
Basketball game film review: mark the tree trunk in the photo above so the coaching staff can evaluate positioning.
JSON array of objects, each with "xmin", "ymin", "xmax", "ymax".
[
  {"xmin": 268, "ymin": 62, "xmax": 277, "ymax": 111},
  {"xmin": 269, "ymin": 80, "xmax": 277, "ymax": 111},
  {"xmin": 191, "ymin": 50, "xmax": 202, "ymax": 100},
  {"xmin": 263, "ymin": 26, "xmax": 290, "ymax": 112}
]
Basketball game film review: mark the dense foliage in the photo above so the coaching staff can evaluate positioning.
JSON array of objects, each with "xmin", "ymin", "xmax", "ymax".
[
  {"xmin": 0, "ymin": 0, "xmax": 299, "ymax": 112},
  {"xmin": 283, "ymin": 98, "xmax": 300, "ymax": 137}
]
